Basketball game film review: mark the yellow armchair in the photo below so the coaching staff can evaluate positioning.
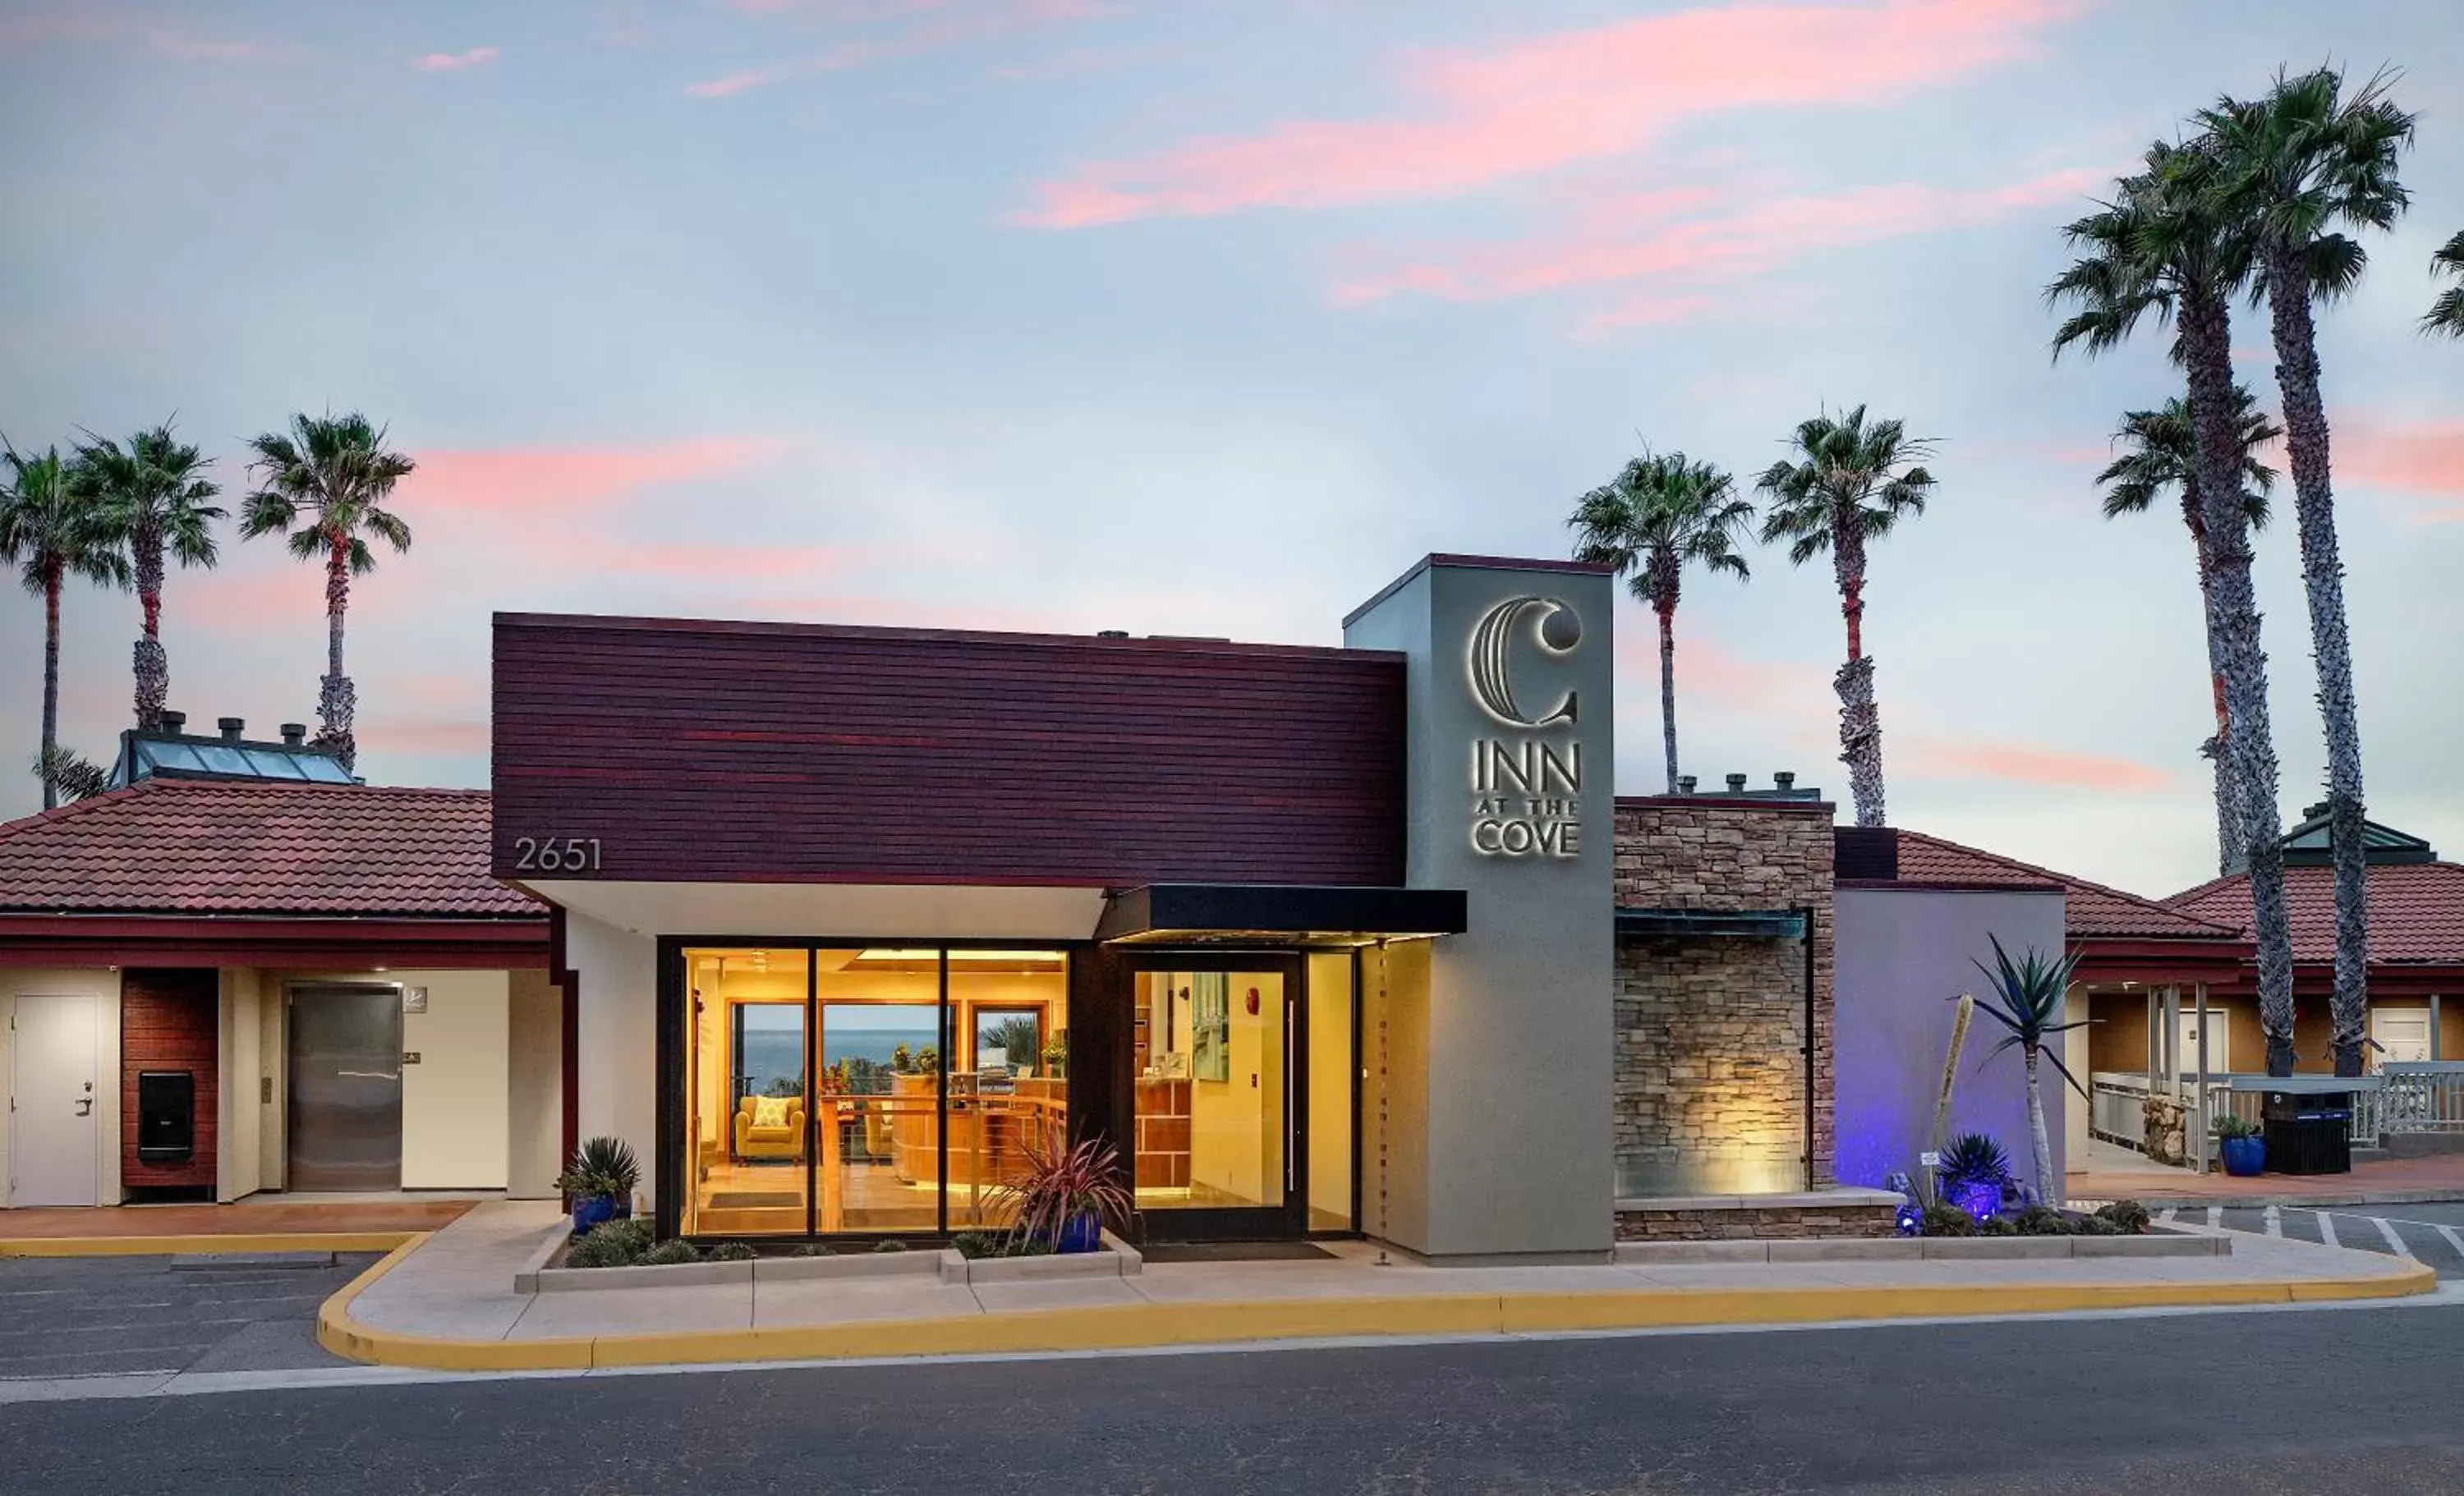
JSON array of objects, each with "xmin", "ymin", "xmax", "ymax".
[{"xmin": 734, "ymin": 1094, "xmax": 806, "ymax": 1161}]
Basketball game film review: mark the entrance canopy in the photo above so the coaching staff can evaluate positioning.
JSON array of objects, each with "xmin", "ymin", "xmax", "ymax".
[{"xmin": 1094, "ymin": 883, "xmax": 1467, "ymax": 946}]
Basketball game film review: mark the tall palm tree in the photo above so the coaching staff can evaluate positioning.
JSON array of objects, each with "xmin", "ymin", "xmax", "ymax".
[
  {"xmin": 2096, "ymin": 388, "xmax": 2280, "ymax": 875},
  {"xmin": 1754, "ymin": 406, "xmax": 1933, "ymax": 828},
  {"xmin": 1568, "ymin": 450, "xmax": 1754, "ymax": 794},
  {"xmin": 2204, "ymin": 67, "xmax": 2415, "ymax": 1077},
  {"xmin": 2427, "ymin": 231, "xmax": 2464, "ymax": 337},
  {"xmin": 76, "ymin": 423, "xmax": 224, "ymax": 732},
  {"xmin": 240, "ymin": 412, "xmax": 414, "ymax": 772},
  {"xmin": 0, "ymin": 444, "xmax": 128, "ymax": 810},
  {"xmin": 2048, "ymin": 138, "xmax": 2300, "ymax": 1076}
]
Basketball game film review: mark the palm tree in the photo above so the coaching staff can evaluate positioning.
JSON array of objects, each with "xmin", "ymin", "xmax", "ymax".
[
  {"xmin": 75, "ymin": 423, "xmax": 224, "ymax": 732},
  {"xmin": 1567, "ymin": 449, "xmax": 1754, "ymax": 793},
  {"xmin": 2427, "ymin": 231, "xmax": 2464, "ymax": 337},
  {"xmin": 1, "ymin": 444, "xmax": 129, "ymax": 810},
  {"xmin": 2048, "ymin": 138, "xmax": 2301, "ymax": 1076},
  {"xmin": 2096, "ymin": 388, "xmax": 2280, "ymax": 875},
  {"xmin": 240, "ymin": 413, "xmax": 415, "ymax": 771},
  {"xmin": 2204, "ymin": 67, "xmax": 2414, "ymax": 1078},
  {"xmin": 1969, "ymin": 937, "xmax": 2089, "ymax": 1207},
  {"xmin": 1754, "ymin": 406, "xmax": 1934, "ymax": 828}
]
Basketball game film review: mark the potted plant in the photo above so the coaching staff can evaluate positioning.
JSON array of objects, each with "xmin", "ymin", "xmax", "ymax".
[
  {"xmin": 992, "ymin": 1122, "xmax": 1134, "ymax": 1254},
  {"xmin": 1936, "ymin": 1132, "xmax": 2016, "ymax": 1223},
  {"xmin": 556, "ymin": 1136, "xmax": 641, "ymax": 1237},
  {"xmin": 2214, "ymin": 1113, "xmax": 2266, "ymax": 1176},
  {"xmin": 1041, "ymin": 1036, "xmax": 1069, "ymax": 1080}
]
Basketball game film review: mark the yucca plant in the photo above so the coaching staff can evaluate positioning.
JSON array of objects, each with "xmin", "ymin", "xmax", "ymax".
[
  {"xmin": 1970, "ymin": 937, "xmax": 2089, "ymax": 1206},
  {"xmin": 1936, "ymin": 1131, "xmax": 2015, "ymax": 1220},
  {"xmin": 991, "ymin": 1122, "xmax": 1134, "ymax": 1254}
]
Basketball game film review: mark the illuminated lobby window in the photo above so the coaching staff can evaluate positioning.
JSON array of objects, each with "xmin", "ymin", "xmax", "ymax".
[{"xmin": 682, "ymin": 944, "xmax": 1066, "ymax": 1238}]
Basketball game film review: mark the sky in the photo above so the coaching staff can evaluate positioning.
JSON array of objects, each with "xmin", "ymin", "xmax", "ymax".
[{"xmin": 1, "ymin": 0, "xmax": 2459, "ymax": 900}]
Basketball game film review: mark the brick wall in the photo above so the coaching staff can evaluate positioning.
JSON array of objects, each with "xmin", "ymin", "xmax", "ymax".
[
  {"xmin": 1614, "ymin": 1202, "xmax": 1897, "ymax": 1241},
  {"xmin": 1611, "ymin": 798, "xmax": 1836, "ymax": 1195}
]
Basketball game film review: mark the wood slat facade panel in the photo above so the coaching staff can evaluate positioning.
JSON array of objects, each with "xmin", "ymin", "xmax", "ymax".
[
  {"xmin": 120, "ymin": 967, "xmax": 218, "ymax": 1194},
  {"xmin": 493, "ymin": 616, "xmax": 1408, "ymax": 888}
]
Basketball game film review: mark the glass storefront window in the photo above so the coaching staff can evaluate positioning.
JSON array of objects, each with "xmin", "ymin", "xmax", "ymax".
[
  {"xmin": 1134, "ymin": 968, "xmax": 1287, "ymax": 1213},
  {"xmin": 681, "ymin": 944, "xmax": 1067, "ymax": 1239}
]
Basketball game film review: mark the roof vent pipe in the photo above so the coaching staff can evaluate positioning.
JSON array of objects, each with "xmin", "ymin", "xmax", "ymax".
[
  {"xmin": 218, "ymin": 717, "xmax": 245, "ymax": 741},
  {"xmin": 1096, "ymin": 629, "xmax": 1129, "ymax": 639},
  {"xmin": 159, "ymin": 710, "xmax": 186, "ymax": 735},
  {"xmin": 280, "ymin": 723, "xmax": 306, "ymax": 746},
  {"xmin": 1725, "ymin": 773, "xmax": 1748, "ymax": 792},
  {"xmin": 1676, "ymin": 775, "xmax": 1697, "ymax": 795},
  {"xmin": 1773, "ymin": 771, "xmax": 1795, "ymax": 791}
]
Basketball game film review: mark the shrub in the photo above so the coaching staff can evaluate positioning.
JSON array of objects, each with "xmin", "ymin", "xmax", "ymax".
[
  {"xmin": 564, "ymin": 1218, "xmax": 652, "ymax": 1269},
  {"xmin": 2212, "ymin": 1113, "xmax": 2263, "ymax": 1140},
  {"xmin": 1979, "ymin": 1214, "xmax": 2020, "ymax": 1237},
  {"xmin": 2010, "ymin": 1204, "xmax": 2075, "ymax": 1237},
  {"xmin": 644, "ymin": 1239, "xmax": 701, "ymax": 1266},
  {"xmin": 794, "ymin": 1242, "xmax": 835, "ymax": 1258},
  {"xmin": 2094, "ymin": 1200, "xmax": 2153, "ymax": 1235},
  {"xmin": 872, "ymin": 1239, "xmax": 909, "ymax": 1253},
  {"xmin": 952, "ymin": 1231, "xmax": 996, "ymax": 1260},
  {"xmin": 1919, "ymin": 1202, "xmax": 1977, "ymax": 1237},
  {"xmin": 2075, "ymin": 1214, "xmax": 2122, "ymax": 1236},
  {"xmin": 705, "ymin": 1241, "xmax": 758, "ymax": 1263},
  {"xmin": 1938, "ymin": 1133, "xmax": 2016, "ymax": 1192}
]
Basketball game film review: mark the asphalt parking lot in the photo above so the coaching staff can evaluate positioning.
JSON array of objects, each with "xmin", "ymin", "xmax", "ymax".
[{"xmin": 0, "ymin": 1253, "xmax": 376, "ymax": 1381}]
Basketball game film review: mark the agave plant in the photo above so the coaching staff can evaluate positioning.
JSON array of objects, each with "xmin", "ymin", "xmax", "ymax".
[
  {"xmin": 1969, "ymin": 937, "xmax": 2089, "ymax": 1206},
  {"xmin": 1936, "ymin": 1131, "xmax": 2015, "ymax": 1220},
  {"xmin": 556, "ymin": 1135, "xmax": 641, "ymax": 1202},
  {"xmin": 991, "ymin": 1122, "xmax": 1134, "ymax": 1253}
]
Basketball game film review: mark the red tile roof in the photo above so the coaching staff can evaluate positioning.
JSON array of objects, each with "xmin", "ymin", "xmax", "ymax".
[
  {"xmin": 2167, "ymin": 861, "xmax": 2464, "ymax": 966},
  {"xmin": 1878, "ymin": 830, "xmax": 2246, "ymax": 943},
  {"xmin": 0, "ymin": 779, "xmax": 542, "ymax": 920}
]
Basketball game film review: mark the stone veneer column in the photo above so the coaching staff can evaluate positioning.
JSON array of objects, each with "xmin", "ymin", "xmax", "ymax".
[{"xmin": 1611, "ymin": 798, "xmax": 1837, "ymax": 1195}]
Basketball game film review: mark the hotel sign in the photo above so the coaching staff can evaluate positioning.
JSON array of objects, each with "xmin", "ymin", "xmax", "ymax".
[{"xmin": 1465, "ymin": 595, "xmax": 1583, "ymax": 859}]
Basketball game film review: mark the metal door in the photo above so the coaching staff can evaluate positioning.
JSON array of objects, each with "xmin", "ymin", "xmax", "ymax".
[
  {"xmin": 10, "ymin": 992, "xmax": 100, "ymax": 1207},
  {"xmin": 287, "ymin": 984, "xmax": 403, "ymax": 1191}
]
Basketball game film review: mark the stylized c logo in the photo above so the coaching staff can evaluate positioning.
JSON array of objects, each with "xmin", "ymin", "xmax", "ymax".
[{"xmin": 1468, "ymin": 595, "xmax": 1580, "ymax": 727}]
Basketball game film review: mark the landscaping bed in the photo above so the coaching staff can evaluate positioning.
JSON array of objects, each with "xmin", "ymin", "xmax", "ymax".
[{"xmin": 516, "ymin": 1218, "xmax": 1141, "ymax": 1293}]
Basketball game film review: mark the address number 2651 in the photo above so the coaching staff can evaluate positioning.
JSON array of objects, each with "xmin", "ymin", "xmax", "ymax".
[{"xmin": 513, "ymin": 837, "xmax": 602, "ymax": 874}]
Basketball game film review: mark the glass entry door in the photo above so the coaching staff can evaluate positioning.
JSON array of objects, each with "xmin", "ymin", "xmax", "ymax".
[{"xmin": 1129, "ymin": 954, "xmax": 1305, "ymax": 1240}]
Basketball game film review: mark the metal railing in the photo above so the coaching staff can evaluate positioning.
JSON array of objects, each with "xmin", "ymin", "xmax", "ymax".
[{"xmin": 2378, "ymin": 1062, "xmax": 2464, "ymax": 1135}]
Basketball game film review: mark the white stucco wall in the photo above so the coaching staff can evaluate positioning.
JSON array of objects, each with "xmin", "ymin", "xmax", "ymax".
[
  {"xmin": 508, "ymin": 967, "xmax": 564, "ymax": 1198},
  {"xmin": 565, "ymin": 913, "xmax": 659, "ymax": 1214}
]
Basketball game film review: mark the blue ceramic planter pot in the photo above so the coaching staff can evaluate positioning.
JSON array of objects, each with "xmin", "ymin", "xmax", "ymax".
[
  {"xmin": 570, "ymin": 1193, "xmax": 627, "ymax": 1237},
  {"xmin": 2221, "ymin": 1136, "xmax": 2265, "ymax": 1177},
  {"xmin": 1056, "ymin": 1212, "xmax": 1103, "ymax": 1254},
  {"xmin": 1947, "ymin": 1180, "xmax": 2003, "ymax": 1223}
]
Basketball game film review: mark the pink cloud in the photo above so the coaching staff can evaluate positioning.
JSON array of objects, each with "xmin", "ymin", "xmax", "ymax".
[
  {"xmin": 2339, "ymin": 420, "xmax": 2464, "ymax": 520},
  {"xmin": 412, "ymin": 46, "xmax": 500, "ymax": 72},
  {"xmin": 1017, "ymin": 0, "xmax": 2086, "ymax": 227},
  {"xmin": 1337, "ymin": 167, "xmax": 2107, "ymax": 316},
  {"xmin": 1902, "ymin": 737, "xmax": 2170, "ymax": 792},
  {"xmin": 0, "ymin": 12, "xmax": 266, "ymax": 59},
  {"xmin": 401, "ymin": 438, "xmax": 781, "ymax": 514}
]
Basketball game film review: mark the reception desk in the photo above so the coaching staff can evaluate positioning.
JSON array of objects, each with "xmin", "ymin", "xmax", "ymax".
[{"xmin": 885, "ymin": 1074, "xmax": 1067, "ymax": 1195}]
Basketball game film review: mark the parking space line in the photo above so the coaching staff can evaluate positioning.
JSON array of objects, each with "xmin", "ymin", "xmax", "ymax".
[
  {"xmin": 2316, "ymin": 1212, "xmax": 2340, "ymax": 1249},
  {"xmin": 2264, "ymin": 1205, "xmax": 2282, "ymax": 1237},
  {"xmin": 2372, "ymin": 1217, "xmax": 2416, "ymax": 1259},
  {"xmin": 2204, "ymin": 1207, "xmax": 2220, "ymax": 1229}
]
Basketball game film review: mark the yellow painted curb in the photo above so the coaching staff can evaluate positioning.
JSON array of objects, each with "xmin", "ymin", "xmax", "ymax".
[
  {"xmin": 315, "ymin": 1241, "xmax": 2439, "ymax": 1374},
  {"xmin": 0, "ymin": 1231, "xmax": 419, "ymax": 1259}
]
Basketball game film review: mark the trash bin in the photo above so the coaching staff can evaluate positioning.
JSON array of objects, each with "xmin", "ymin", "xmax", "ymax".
[{"xmin": 2262, "ymin": 1090, "xmax": 2352, "ymax": 1175}]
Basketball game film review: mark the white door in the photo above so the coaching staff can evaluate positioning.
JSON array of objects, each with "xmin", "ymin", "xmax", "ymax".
[
  {"xmin": 2177, "ymin": 1011, "xmax": 2229, "ymax": 1076},
  {"xmin": 2373, "ymin": 1009, "xmax": 2434, "ymax": 1067},
  {"xmin": 10, "ymin": 992, "xmax": 101, "ymax": 1207}
]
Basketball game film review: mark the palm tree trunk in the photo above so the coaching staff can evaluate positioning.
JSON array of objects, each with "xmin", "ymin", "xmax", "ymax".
[
  {"xmin": 2024, "ymin": 1044, "xmax": 2057, "ymax": 1207},
  {"xmin": 317, "ymin": 535, "xmax": 357, "ymax": 771},
  {"xmin": 2187, "ymin": 507, "xmax": 2244, "ymax": 877},
  {"xmin": 1832, "ymin": 519, "xmax": 1885, "ymax": 826},
  {"xmin": 2180, "ymin": 281, "xmax": 2298, "ymax": 1076},
  {"xmin": 1655, "ymin": 599, "xmax": 1678, "ymax": 795},
  {"xmin": 40, "ymin": 567, "xmax": 62, "ymax": 812},
  {"xmin": 134, "ymin": 530, "xmax": 167, "ymax": 732},
  {"xmin": 2266, "ymin": 245, "xmax": 2371, "ymax": 1079}
]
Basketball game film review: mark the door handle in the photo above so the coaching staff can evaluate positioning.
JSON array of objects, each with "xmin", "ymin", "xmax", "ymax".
[{"xmin": 74, "ymin": 1099, "xmax": 93, "ymax": 1117}]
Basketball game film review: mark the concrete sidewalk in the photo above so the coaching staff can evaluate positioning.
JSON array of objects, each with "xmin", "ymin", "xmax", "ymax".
[
  {"xmin": 2071, "ymin": 1152, "xmax": 2464, "ymax": 1208},
  {"xmin": 0, "ymin": 1198, "xmax": 480, "ymax": 1256},
  {"xmin": 319, "ymin": 1202, "xmax": 2437, "ymax": 1371}
]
